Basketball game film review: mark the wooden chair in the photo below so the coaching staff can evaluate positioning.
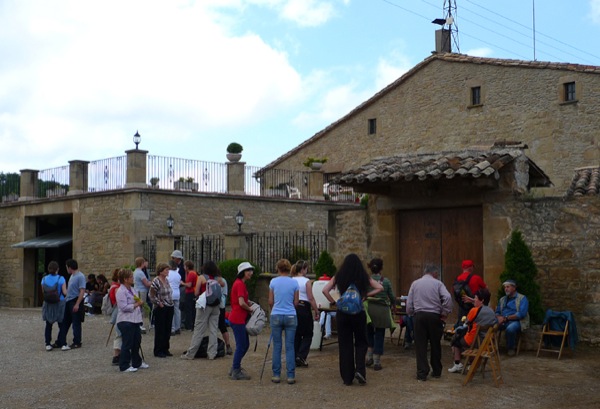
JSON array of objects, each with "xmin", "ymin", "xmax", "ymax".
[
  {"xmin": 537, "ymin": 311, "xmax": 571, "ymax": 360},
  {"xmin": 462, "ymin": 324, "xmax": 503, "ymax": 387}
]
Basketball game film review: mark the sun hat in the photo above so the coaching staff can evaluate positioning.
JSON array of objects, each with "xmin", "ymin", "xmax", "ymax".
[
  {"xmin": 171, "ymin": 250, "xmax": 183, "ymax": 259},
  {"xmin": 237, "ymin": 261, "xmax": 254, "ymax": 273},
  {"xmin": 502, "ymin": 279, "xmax": 517, "ymax": 287}
]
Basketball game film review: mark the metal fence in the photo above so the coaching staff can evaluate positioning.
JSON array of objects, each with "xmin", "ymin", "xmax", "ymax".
[
  {"xmin": 89, "ymin": 155, "xmax": 126, "ymax": 192},
  {"xmin": 175, "ymin": 235, "xmax": 225, "ymax": 269},
  {"xmin": 246, "ymin": 231, "xmax": 327, "ymax": 273},
  {"xmin": 0, "ymin": 172, "xmax": 20, "ymax": 203},
  {"xmin": 38, "ymin": 166, "xmax": 70, "ymax": 198},
  {"xmin": 147, "ymin": 155, "xmax": 228, "ymax": 193}
]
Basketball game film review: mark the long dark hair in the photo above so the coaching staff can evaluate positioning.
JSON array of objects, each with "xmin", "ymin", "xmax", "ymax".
[
  {"xmin": 202, "ymin": 261, "xmax": 220, "ymax": 277},
  {"xmin": 334, "ymin": 253, "xmax": 370, "ymax": 297}
]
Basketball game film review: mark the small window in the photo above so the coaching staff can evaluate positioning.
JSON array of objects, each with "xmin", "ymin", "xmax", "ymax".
[
  {"xmin": 368, "ymin": 118, "xmax": 376, "ymax": 135},
  {"xmin": 564, "ymin": 82, "xmax": 576, "ymax": 102},
  {"xmin": 471, "ymin": 86, "xmax": 481, "ymax": 105}
]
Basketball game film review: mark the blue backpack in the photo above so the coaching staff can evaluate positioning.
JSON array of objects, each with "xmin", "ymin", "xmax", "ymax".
[{"xmin": 336, "ymin": 284, "xmax": 363, "ymax": 314}]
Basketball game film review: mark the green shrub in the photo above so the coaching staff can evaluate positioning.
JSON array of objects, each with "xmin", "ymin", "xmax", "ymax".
[
  {"xmin": 218, "ymin": 259, "xmax": 262, "ymax": 302},
  {"xmin": 313, "ymin": 250, "xmax": 336, "ymax": 279},
  {"xmin": 226, "ymin": 142, "xmax": 243, "ymax": 154},
  {"xmin": 284, "ymin": 246, "xmax": 310, "ymax": 265},
  {"xmin": 498, "ymin": 230, "xmax": 544, "ymax": 324}
]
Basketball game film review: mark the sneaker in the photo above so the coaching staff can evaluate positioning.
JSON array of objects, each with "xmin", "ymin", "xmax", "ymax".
[
  {"xmin": 45, "ymin": 345, "xmax": 53, "ymax": 351},
  {"xmin": 180, "ymin": 353, "xmax": 194, "ymax": 360},
  {"xmin": 61, "ymin": 345, "xmax": 71, "ymax": 351},
  {"xmin": 295, "ymin": 357, "xmax": 308, "ymax": 367},
  {"xmin": 271, "ymin": 376, "xmax": 281, "ymax": 383},
  {"xmin": 287, "ymin": 378, "xmax": 296, "ymax": 385},
  {"xmin": 324, "ymin": 335, "xmax": 332, "ymax": 340},
  {"xmin": 365, "ymin": 357, "xmax": 374, "ymax": 367},
  {"xmin": 139, "ymin": 362, "xmax": 149, "ymax": 369},
  {"xmin": 354, "ymin": 372, "xmax": 367, "ymax": 385},
  {"xmin": 69, "ymin": 343, "xmax": 81, "ymax": 349},
  {"xmin": 226, "ymin": 345, "xmax": 233, "ymax": 355},
  {"xmin": 231, "ymin": 368, "xmax": 251, "ymax": 380},
  {"xmin": 448, "ymin": 363, "xmax": 464, "ymax": 373},
  {"xmin": 123, "ymin": 366, "xmax": 138, "ymax": 373},
  {"xmin": 112, "ymin": 356, "xmax": 120, "ymax": 365},
  {"xmin": 84, "ymin": 302, "xmax": 93, "ymax": 308}
]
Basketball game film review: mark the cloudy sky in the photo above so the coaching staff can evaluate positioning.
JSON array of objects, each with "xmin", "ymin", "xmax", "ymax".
[{"xmin": 1, "ymin": 0, "xmax": 599, "ymax": 173}]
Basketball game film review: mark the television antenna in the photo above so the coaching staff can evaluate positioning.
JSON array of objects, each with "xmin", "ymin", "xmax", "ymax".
[{"xmin": 432, "ymin": 0, "xmax": 459, "ymax": 53}]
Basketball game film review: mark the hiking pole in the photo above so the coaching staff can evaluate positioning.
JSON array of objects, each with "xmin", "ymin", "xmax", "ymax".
[
  {"xmin": 259, "ymin": 333, "xmax": 273, "ymax": 384},
  {"xmin": 105, "ymin": 323, "xmax": 115, "ymax": 347}
]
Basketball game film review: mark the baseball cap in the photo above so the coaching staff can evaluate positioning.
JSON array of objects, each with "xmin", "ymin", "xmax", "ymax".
[{"xmin": 462, "ymin": 260, "xmax": 474, "ymax": 269}]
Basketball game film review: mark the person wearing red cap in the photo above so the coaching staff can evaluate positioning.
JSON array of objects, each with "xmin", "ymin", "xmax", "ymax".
[{"xmin": 452, "ymin": 260, "xmax": 487, "ymax": 328}]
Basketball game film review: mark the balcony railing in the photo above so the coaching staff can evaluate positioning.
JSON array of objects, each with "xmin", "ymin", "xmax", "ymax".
[{"xmin": 147, "ymin": 155, "xmax": 227, "ymax": 193}]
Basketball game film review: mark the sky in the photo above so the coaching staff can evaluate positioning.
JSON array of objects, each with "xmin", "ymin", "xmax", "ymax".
[{"xmin": 1, "ymin": 0, "xmax": 599, "ymax": 173}]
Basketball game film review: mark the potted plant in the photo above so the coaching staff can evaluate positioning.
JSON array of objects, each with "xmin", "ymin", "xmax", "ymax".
[
  {"xmin": 174, "ymin": 176, "xmax": 199, "ymax": 191},
  {"xmin": 226, "ymin": 142, "xmax": 243, "ymax": 162},
  {"xmin": 303, "ymin": 157, "xmax": 328, "ymax": 170},
  {"xmin": 149, "ymin": 177, "xmax": 160, "ymax": 188}
]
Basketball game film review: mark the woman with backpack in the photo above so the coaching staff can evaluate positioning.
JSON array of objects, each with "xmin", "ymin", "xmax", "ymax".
[
  {"xmin": 365, "ymin": 258, "xmax": 396, "ymax": 371},
  {"xmin": 41, "ymin": 261, "xmax": 67, "ymax": 351},
  {"xmin": 322, "ymin": 254, "xmax": 383, "ymax": 386}
]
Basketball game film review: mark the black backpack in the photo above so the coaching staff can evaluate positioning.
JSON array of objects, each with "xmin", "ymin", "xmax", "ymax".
[
  {"xmin": 194, "ymin": 336, "xmax": 225, "ymax": 358},
  {"xmin": 42, "ymin": 276, "xmax": 61, "ymax": 304},
  {"xmin": 452, "ymin": 273, "xmax": 474, "ymax": 308}
]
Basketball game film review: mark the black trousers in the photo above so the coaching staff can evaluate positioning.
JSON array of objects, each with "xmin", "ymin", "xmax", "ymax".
[
  {"xmin": 414, "ymin": 311, "xmax": 444, "ymax": 379},
  {"xmin": 294, "ymin": 302, "xmax": 314, "ymax": 360},
  {"xmin": 184, "ymin": 292, "xmax": 196, "ymax": 330},
  {"xmin": 153, "ymin": 305, "xmax": 174, "ymax": 356},
  {"xmin": 336, "ymin": 310, "xmax": 368, "ymax": 385}
]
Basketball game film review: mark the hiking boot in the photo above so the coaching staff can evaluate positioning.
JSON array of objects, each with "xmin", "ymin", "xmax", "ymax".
[
  {"xmin": 271, "ymin": 376, "xmax": 281, "ymax": 383},
  {"xmin": 287, "ymin": 377, "xmax": 296, "ymax": 385},
  {"xmin": 373, "ymin": 363, "xmax": 382, "ymax": 371},
  {"xmin": 355, "ymin": 372, "xmax": 366, "ymax": 385},
  {"xmin": 226, "ymin": 345, "xmax": 233, "ymax": 355},
  {"xmin": 231, "ymin": 368, "xmax": 251, "ymax": 380},
  {"xmin": 69, "ymin": 343, "xmax": 81, "ymax": 349},
  {"xmin": 448, "ymin": 363, "xmax": 464, "ymax": 373}
]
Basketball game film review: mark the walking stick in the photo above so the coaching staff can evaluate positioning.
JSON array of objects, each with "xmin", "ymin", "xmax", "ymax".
[
  {"xmin": 105, "ymin": 323, "xmax": 115, "ymax": 347},
  {"xmin": 259, "ymin": 333, "xmax": 273, "ymax": 384}
]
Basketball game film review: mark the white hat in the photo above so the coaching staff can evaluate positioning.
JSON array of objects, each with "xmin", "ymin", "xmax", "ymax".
[
  {"xmin": 237, "ymin": 261, "xmax": 254, "ymax": 273},
  {"xmin": 171, "ymin": 250, "xmax": 183, "ymax": 259}
]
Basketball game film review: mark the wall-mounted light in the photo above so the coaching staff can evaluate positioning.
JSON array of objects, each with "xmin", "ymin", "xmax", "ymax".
[
  {"xmin": 235, "ymin": 210, "xmax": 244, "ymax": 232},
  {"xmin": 133, "ymin": 130, "xmax": 141, "ymax": 150},
  {"xmin": 166, "ymin": 214, "xmax": 174, "ymax": 235}
]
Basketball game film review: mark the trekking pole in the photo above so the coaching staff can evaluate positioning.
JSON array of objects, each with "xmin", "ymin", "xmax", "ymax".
[
  {"xmin": 105, "ymin": 323, "xmax": 115, "ymax": 347},
  {"xmin": 259, "ymin": 333, "xmax": 273, "ymax": 384}
]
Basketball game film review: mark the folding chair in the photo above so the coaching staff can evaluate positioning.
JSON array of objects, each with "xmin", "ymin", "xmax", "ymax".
[
  {"xmin": 462, "ymin": 324, "xmax": 503, "ymax": 387},
  {"xmin": 537, "ymin": 310, "xmax": 574, "ymax": 360}
]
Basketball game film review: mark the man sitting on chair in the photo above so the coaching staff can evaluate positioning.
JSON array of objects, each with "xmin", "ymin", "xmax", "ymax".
[
  {"xmin": 448, "ymin": 288, "xmax": 497, "ymax": 373},
  {"xmin": 495, "ymin": 280, "xmax": 529, "ymax": 356}
]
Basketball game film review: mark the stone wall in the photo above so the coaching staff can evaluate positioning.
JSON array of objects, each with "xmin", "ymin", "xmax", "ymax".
[{"xmin": 275, "ymin": 59, "xmax": 600, "ymax": 196}]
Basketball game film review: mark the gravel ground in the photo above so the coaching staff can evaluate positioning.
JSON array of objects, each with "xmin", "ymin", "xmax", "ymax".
[{"xmin": 1, "ymin": 308, "xmax": 599, "ymax": 409}]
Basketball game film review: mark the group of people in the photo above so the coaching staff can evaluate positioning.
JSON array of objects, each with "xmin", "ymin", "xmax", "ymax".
[{"xmin": 41, "ymin": 253, "xmax": 530, "ymax": 382}]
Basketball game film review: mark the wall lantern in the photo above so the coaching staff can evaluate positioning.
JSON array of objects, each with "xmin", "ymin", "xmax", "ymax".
[
  {"xmin": 133, "ymin": 130, "xmax": 141, "ymax": 150},
  {"xmin": 235, "ymin": 210, "xmax": 244, "ymax": 232},
  {"xmin": 166, "ymin": 214, "xmax": 174, "ymax": 235}
]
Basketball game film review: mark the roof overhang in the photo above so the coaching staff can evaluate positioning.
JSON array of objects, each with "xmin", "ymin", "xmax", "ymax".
[
  {"xmin": 333, "ymin": 148, "xmax": 552, "ymax": 193},
  {"xmin": 12, "ymin": 230, "xmax": 73, "ymax": 248}
]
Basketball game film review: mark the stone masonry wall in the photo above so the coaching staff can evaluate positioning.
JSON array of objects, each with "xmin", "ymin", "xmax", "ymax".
[{"xmin": 276, "ymin": 59, "xmax": 600, "ymax": 196}]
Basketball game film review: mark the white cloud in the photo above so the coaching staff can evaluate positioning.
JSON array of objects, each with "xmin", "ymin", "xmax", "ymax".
[
  {"xmin": 375, "ymin": 51, "xmax": 412, "ymax": 91},
  {"xmin": 590, "ymin": 0, "xmax": 600, "ymax": 23},
  {"xmin": 281, "ymin": 0, "xmax": 336, "ymax": 27},
  {"xmin": 466, "ymin": 47, "xmax": 494, "ymax": 58}
]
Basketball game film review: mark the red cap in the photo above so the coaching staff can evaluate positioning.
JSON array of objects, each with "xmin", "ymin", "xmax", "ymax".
[{"xmin": 462, "ymin": 260, "xmax": 474, "ymax": 269}]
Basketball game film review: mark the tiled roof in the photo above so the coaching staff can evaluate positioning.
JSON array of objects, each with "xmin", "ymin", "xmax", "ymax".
[
  {"xmin": 334, "ymin": 148, "xmax": 551, "ymax": 188},
  {"xmin": 566, "ymin": 167, "xmax": 600, "ymax": 197},
  {"xmin": 261, "ymin": 53, "xmax": 600, "ymax": 171}
]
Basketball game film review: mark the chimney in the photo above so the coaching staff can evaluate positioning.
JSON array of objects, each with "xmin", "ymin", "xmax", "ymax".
[{"xmin": 435, "ymin": 29, "xmax": 451, "ymax": 53}]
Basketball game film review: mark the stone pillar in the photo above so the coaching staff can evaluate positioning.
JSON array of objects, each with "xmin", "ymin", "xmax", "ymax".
[
  {"xmin": 18, "ymin": 169, "xmax": 39, "ymax": 201},
  {"xmin": 125, "ymin": 149, "xmax": 148, "ymax": 188},
  {"xmin": 308, "ymin": 170, "xmax": 324, "ymax": 200},
  {"xmin": 156, "ymin": 235, "xmax": 179, "ymax": 268},
  {"xmin": 224, "ymin": 233, "xmax": 252, "ymax": 260},
  {"xmin": 227, "ymin": 161, "xmax": 246, "ymax": 195},
  {"xmin": 67, "ymin": 160, "xmax": 89, "ymax": 196}
]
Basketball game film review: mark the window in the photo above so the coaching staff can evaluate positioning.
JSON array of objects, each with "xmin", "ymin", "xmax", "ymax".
[
  {"xmin": 368, "ymin": 118, "xmax": 376, "ymax": 135},
  {"xmin": 471, "ymin": 86, "xmax": 481, "ymax": 105},
  {"xmin": 564, "ymin": 82, "xmax": 576, "ymax": 102}
]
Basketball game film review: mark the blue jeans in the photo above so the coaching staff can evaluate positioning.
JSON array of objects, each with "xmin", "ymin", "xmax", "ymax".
[
  {"xmin": 58, "ymin": 299, "xmax": 82, "ymax": 346},
  {"xmin": 231, "ymin": 323, "xmax": 249, "ymax": 370},
  {"xmin": 270, "ymin": 314, "xmax": 297, "ymax": 378},
  {"xmin": 501, "ymin": 320, "xmax": 521, "ymax": 350},
  {"xmin": 367, "ymin": 324, "xmax": 386, "ymax": 355}
]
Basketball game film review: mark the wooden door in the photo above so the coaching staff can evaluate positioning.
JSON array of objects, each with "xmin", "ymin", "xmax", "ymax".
[{"xmin": 398, "ymin": 207, "xmax": 483, "ymax": 314}]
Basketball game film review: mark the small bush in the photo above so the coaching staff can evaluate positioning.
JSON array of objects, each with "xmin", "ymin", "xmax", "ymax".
[
  {"xmin": 226, "ymin": 142, "xmax": 243, "ymax": 154},
  {"xmin": 314, "ymin": 250, "xmax": 336, "ymax": 279},
  {"xmin": 218, "ymin": 259, "xmax": 262, "ymax": 302}
]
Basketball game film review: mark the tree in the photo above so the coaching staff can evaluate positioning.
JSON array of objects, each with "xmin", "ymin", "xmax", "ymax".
[
  {"xmin": 313, "ymin": 250, "xmax": 336, "ymax": 279},
  {"xmin": 498, "ymin": 230, "xmax": 544, "ymax": 324}
]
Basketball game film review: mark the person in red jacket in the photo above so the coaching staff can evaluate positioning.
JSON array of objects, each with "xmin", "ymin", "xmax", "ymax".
[{"xmin": 454, "ymin": 260, "xmax": 487, "ymax": 327}]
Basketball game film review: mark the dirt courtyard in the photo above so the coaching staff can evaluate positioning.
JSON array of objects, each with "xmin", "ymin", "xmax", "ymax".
[{"xmin": 1, "ymin": 308, "xmax": 599, "ymax": 409}]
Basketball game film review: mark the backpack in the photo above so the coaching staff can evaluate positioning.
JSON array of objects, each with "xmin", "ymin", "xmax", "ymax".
[
  {"xmin": 453, "ymin": 273, "xmax": 474, "ymax": 308},
  {"xmin": 336, "ymin": 284, "xmax": 363, "ymax": 315},
  {"xmin": 194, "ymin": 336, "xmax": 225, "ymax": 358},
  {"xmin": 101, "ymin": 293, "xmax": 115, "ymax": 316},
  {"xmin": 245, "ymin": 303, "xmax": 266, "ymax": 336},
  {"xmin": 204, "ymin": 275, "xmax": 222, "ymax": 307},
  {"xmin": 42, "ymin": 276, "xmax": 61, "ymax": 304}
]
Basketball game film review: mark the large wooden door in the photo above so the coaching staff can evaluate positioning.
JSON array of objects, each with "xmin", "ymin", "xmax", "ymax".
[{"xmin": 398, "ymin": 207, "xmax": 483, "ymax": 303}]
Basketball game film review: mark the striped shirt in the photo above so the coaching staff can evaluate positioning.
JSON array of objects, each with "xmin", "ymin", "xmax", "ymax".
[{"xmin": 149, "ymin": 277, "xmax": 174, "ymax": 307}]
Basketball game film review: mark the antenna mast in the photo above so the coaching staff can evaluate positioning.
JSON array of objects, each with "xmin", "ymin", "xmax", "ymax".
[{"xmin": 432, "ymin": 0, "xmax": 460, "ymax": 53}]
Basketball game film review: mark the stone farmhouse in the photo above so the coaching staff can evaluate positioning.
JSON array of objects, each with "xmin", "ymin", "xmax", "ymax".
[{"xmin": 2, "ymin": 52, "xmax": 600, "ymax": 344}]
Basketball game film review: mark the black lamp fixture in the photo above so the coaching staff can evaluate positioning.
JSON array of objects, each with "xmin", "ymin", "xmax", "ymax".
[
  {"xmin": 133, "ymin": 130, "xmax": 141, "ymax": 150},
  {"xmin": 235, "ymin": 210, "xmax": 244, "ymax": 232},
  {"xmin": 166, "ymin": 214, "xmax": 174, "ymax": 235}
]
